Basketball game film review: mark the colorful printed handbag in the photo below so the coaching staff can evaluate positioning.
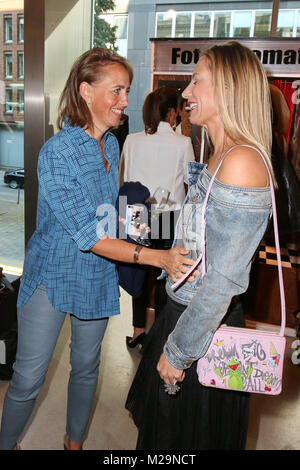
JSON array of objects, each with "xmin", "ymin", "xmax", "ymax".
[{"xmin": 171, "ymin": 145, "xmax": 286, "ymax": 396}]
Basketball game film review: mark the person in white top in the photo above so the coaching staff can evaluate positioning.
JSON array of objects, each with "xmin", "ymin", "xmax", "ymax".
[
  {"xmin": 120, "ymin": 86, "xmax": 195, "ymax": 347},
  {"xmin": 122, "ymin": 89, "xmax": 195, "ymax": 211}
]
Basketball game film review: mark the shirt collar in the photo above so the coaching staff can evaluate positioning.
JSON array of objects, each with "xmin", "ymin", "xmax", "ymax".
[
  {"xmin": 63, "ymin": 119, "xmax": 115, "ymax": 147},
  {"xmin": 157, "ymin": 121, "xmax": 174, "ymax": 134}
]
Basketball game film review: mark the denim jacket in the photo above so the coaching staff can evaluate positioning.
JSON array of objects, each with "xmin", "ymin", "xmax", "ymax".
[{"xmin": 163, "ymin": 158, "xmax": 272, "ymax": 370}]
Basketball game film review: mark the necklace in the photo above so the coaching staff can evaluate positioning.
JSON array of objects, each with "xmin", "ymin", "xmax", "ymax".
[{"xmin": 91, "ymin": 122, "xmax": 105, "ymax": 142}]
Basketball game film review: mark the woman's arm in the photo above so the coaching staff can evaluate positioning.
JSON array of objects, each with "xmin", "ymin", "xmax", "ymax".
[
  {"xmin": 38, "ymin": 145, "xmax": 198, "ymax": 280},
  {"xmin": 91, "ymin": 237, "xmax": 197, "ymax": 281}
]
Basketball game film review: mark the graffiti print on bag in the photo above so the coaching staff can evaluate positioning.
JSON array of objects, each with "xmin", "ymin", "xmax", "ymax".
[{"xmin": 197, "ymin": 325, "xmax": 286, "ymax": 395}]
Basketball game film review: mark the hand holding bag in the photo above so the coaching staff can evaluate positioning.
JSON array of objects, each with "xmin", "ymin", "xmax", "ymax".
[{"xmin": 171, "ymin": 145, "xmax": 286, "ymax": 395}]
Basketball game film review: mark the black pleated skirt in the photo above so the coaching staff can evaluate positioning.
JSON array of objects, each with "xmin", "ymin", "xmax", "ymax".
[{"xmin": 125, "ymin": 296, "xmax": 250, "ymax": 450}]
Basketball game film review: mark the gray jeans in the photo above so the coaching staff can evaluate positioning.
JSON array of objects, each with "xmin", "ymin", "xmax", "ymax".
[{"xmin": 0, "ymin": 284, "xmax": 108, "ymax": 449}]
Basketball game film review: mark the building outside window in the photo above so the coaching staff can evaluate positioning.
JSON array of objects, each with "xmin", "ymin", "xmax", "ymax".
[
  {"xmin": 18, "ymin": 52, "xmax": 23, "ymax": 78},
  {"xmin": 18, "ymin": 88, "xmax": 24, "ymax": 114},
  {"xmin": 5, "ymin": 53, "xmax": 13, "ymax": 78},
  {"xmin": 18, "ymin": 15, "xmax": 24, "ymax": 42},
  {"xmin": 4, "ymin": 15, "xmax": 12, "ymax": 42},
  {"xmin": 5, "ymin": 87, "xmax": 13, "ymax": 113}
]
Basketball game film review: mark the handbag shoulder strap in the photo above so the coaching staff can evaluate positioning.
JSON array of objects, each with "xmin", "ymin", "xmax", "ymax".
[{"xmin": 171, "ymin": 144, "xmax": 286, "ymax": 337}]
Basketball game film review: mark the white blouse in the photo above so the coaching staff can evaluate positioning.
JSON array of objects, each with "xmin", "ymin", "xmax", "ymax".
[{"xmin": 122, "ymin": 121, "xmax": 195, "ymax": 211}]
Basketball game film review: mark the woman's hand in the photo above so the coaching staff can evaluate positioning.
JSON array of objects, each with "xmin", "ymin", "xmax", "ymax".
[
  {"xmin": 160, "ymin": 246, "xmax": 200, "ymax": 282},
  {"xmin": 157, "ymin": 353, "xmax": 185, "ymax": 385}
]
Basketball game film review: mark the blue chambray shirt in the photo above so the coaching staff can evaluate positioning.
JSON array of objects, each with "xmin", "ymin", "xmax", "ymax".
[{"xmin": 17, "ymin": 121, "xmax": 121, "ymax": 320}]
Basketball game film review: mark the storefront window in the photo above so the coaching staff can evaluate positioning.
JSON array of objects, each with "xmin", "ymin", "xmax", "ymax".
[
  {"xmin": 254, "ymin": 10, "xmax": 272, "ymax": 37},
  {"xmin": 233, "ymin": 11, "xmax": 252, "ymax": 37},
  {"xmin": 156, "ymin": 12, "xmax": 173, "ymax": 37},
  {"xmin": 213, "ymin": 12, "xmax": 231, "ymax": 37},
  {"xmin": 194, "ymin": 12, "xmax": 211, "ymax": 37},
  {"xmin": 297, "ymin": 10, "xmax": 300, "ymax": 36},
  {"xmin": 175, "ymin": 12, "xmax": 192, "ymax": 38}
]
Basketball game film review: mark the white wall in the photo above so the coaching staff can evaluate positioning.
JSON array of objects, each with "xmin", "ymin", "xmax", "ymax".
[{"xmin": 44, "ymin": 0, "xmax": 93, "ymax": 136}]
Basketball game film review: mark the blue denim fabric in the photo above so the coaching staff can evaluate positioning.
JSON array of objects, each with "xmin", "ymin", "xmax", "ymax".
[
  {"xmin": 0, "ymin": 285, "xmax": 108, "ymax": 449},
  {"xmin": 17, "ymin": 121, "xmax": 120, "ymax": 320},
  {"xmin": 163, "ymin": 161, "xmax": 272, "ymax": 369}
]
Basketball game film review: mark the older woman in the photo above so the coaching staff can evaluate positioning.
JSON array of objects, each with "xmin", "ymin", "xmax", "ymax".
[
  {"xmin": 126, "ymin": 41, "xmax": 274, "ymax": 450},
  {"xmin": 0, "ymin": 48, "xmax": 195, "ymax": 450}
]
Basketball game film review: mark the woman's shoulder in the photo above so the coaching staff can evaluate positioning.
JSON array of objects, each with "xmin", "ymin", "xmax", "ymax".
[
  {"xmin": 217, "ymin": 145, "xmax": 269, "ymax": 188},
  {"xmin": 40, "ymin": 130, "xmax": 62, "ymax": 154},
  {"xmin": 125, "ymin": 131, "xmax": 146, "ymax": 142}
]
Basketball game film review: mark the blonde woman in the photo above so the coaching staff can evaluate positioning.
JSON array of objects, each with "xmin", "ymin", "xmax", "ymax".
[{"xmin": 126, "ymin": 41, "xmax": 274, "ymax": 450}]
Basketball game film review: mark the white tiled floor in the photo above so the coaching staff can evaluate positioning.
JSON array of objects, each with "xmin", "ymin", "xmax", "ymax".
[{"xmin": 0, "ymin": 288, "xmax": 299, "ymax": 450}]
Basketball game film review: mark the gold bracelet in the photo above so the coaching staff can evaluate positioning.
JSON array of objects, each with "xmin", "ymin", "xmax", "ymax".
[{"xmin": 133, "ymin": 245, "xmax": 143, "ymax": 264}]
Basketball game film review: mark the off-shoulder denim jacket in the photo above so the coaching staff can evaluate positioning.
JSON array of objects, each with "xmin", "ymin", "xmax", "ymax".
[{"xmin": 163, "ymin": 158, "xmax": 272, "ymax": 370}]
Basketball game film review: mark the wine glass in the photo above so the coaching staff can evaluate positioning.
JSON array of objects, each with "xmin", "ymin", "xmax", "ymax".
[{"xmin": 152, "ymin": 187, "xmax": 170, "ymax": 211}]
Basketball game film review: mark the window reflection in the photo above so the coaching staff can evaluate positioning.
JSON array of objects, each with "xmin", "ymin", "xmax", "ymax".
[
  {"xmin": 157, "ymin": 12, "xmax": 173, "ymax": 37},
  {"xmin": 233, "ymin": 11, "xmax": 252, "ymax": 37},
  {"xmin": 254, "ymin": 10, "xmax": 272, "ymax": 36},
  {"xmin": 194, "ymin": 12, "xmax": 211, "ymax": 37},
  {"xmin": 277, "ymin": 10, "xmax": 295, "ymax": 37},
  {"xmin": 0, "ymin": 1, "xmax": 24, "ymax": 274},
  {"xmin": 175, "ymin": 12, "xmax": 192, "ymax": 38},
  {"xmin": 213, "ymin": 12, "xmax": 231, "ymax": 37}
]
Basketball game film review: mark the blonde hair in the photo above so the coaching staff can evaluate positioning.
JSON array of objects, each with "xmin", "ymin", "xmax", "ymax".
[{"xmin": 201, "ymin": 41, "xmax": 275, "ymax": 183}]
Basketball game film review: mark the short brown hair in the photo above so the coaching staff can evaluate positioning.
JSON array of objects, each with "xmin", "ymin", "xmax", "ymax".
[{"xmin": 57, "ymin": 47, "xmax": 133, "ymax": 130}]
